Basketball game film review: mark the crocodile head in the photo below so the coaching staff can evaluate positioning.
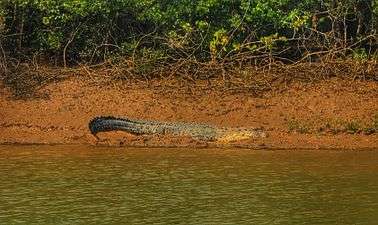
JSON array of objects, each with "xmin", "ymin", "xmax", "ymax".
[{"xmin": 217, "ymin": 128, "xmax": 266, "ymax": 143}]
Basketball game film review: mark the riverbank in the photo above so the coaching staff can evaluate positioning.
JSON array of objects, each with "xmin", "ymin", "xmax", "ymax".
[{"xmin": 0, "ymin": 76, "xmax": 377, "ymax": 149}]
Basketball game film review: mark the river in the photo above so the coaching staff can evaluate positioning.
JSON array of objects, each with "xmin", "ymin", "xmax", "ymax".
[{"xmin": 0, "ymin": 145, "xmax": 377, "ymax": 224}]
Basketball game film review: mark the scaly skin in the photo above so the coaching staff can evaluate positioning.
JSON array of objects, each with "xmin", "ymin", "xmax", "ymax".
[{"xmin": 89, "ymin": 116, "xmax": 266, "ymax": 142}]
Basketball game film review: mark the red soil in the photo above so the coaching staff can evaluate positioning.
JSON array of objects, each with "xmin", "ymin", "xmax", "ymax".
[{"xmin": 1, "ymin": 77, "xmax": 377, "ymax": 149}]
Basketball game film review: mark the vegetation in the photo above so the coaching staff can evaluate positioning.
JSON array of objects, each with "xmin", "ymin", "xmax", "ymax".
[
  {"xmin": 287, "ymin": 119, "xmax": 310, "ymax": 134},
  {"xmin": 287, "ymin": 114, "xmax": 378, "ymax": 135},
  {"xmin": 1, "ymin": 0, "xmax": 376, "ymax": 62},
  {"xmin": 0, "ymin": 0, "xmax": 377, "ymax": 94}
]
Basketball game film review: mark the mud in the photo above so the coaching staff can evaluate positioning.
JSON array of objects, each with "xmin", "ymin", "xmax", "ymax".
[{"xmin": 0, "ymin": 77, "xmax": 377, "ymax": 149}]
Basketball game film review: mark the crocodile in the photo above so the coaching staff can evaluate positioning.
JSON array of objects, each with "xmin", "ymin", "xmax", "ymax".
[{"xmin": 89, "ymin": 116, "xmax": 266, "ymax": 143}]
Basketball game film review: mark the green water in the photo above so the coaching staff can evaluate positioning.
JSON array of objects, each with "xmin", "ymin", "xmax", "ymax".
[{"xmin": 0, "ymin": 146, "xmax": 377, "ymax": 225}]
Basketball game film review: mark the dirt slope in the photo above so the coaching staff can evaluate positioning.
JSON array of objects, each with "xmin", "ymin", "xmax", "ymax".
[{"xmin": 1, "ymin": 77, "xmax": 377, "ymax": 149}]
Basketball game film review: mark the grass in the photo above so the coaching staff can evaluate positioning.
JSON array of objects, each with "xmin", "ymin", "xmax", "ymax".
[
  {"xmin": 344, "ymin": 121, "xmax": 362, "ymax": 134},
  {"xmin": 287, "ymin": 119, "xmax": 310, "ymax": 134},
  {"xmin": 363, "ymin": 114, "xmax": 378, "ymax": 135},
  {"xmin": 288, "ymin": 115, "xmax": 378, "ymax": 135}
]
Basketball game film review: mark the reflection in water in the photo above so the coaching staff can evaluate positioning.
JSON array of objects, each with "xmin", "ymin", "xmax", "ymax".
[{"xmin": 0, "ymin": 146, "xmax": 377, "ymax": 224}]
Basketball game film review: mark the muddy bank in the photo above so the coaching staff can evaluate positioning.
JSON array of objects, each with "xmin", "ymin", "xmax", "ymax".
[{"xmin": 0, "ymin": 77, "xmax": 377, "ymax": 149}]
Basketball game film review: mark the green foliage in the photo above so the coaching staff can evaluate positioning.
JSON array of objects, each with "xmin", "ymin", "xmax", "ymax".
[
  {"xmin": 287, "ymin": 119, "xmax": 310, "ymax": 134},
  {"xmin": 352, "ymin": 48, "xmax": 369, "ymax": 61},
  {"xmin": 344, "ymin": 121, "xmax": 362, "ymax": 134},
  {"xmin": 260, "ymin": 33, "xmax": 287, "ymax": 50},
  {"xmin": 0, "ymin": 0, "xmax": 376, "ymax": 63},
  {"xmin": 364, "ymin": 114, "xmax": 378, "ymax": 134},
  {"xmin": 210, "ymin": 29, "xmax": 229, "ymax": 60},
  {"xmin": 309, "ymin": 116, "xmax": 378, "ymax": 135}
]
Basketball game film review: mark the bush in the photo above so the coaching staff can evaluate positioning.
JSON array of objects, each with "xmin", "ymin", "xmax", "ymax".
[{"xmin": 0, "ymin": 0, "xmax": 377, "ymax": 64}]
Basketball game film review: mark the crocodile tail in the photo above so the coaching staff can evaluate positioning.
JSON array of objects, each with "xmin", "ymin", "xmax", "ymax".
[{"xmin": 89, "ymin": 116, "xmax": 136, "ymax": 135}]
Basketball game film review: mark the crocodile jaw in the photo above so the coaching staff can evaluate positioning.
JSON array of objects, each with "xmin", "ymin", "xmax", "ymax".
[{"xmin": 216, "ymin": 130, "xmax": 266, "ymax": 143}]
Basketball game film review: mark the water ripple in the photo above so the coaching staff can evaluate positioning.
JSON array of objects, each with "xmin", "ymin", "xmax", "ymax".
[{"xmin": 0, "ymin": 146, "xmax": 377, "ymax": 224}]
